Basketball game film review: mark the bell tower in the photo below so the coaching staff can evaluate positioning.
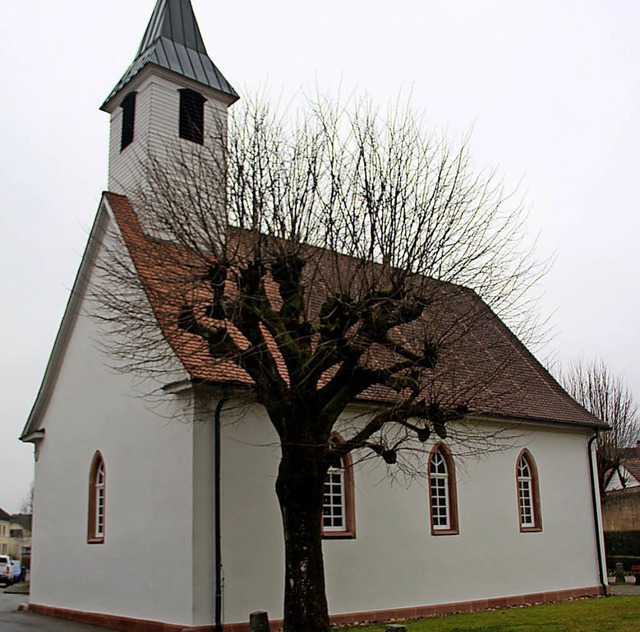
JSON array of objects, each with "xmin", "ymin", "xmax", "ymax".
[{"xmin": 100, "ymin": 0, "xmax": 238, "ymax": 200}]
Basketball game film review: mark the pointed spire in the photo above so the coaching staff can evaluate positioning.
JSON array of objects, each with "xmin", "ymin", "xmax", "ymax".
[
  {"xmin": 137, "ymin": 0, "xmax": 207, "ymax": 57},
  {"xmin": 103, "ymin": 0, "xmax": 238, "ymax": 108}
]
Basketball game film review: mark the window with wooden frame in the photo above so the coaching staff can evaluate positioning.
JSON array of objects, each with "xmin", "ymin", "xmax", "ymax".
[
  {"xmin": 179, "ymin": 88, "xmax": 206, "ymax": 144},
  {"xmin": 516, "ymin": 449, "xmax": 542, "ymax": 532},
  {"xmin": 87, "ymin": 451, "xmax": 106, "ymax": 543},
  {"xmin": 428, "ymin": 443, "xmax": 459, "ymax": 535},
  {"xmin": 322, "ymin": 435, "xmax": 356, "ymax": 539}
]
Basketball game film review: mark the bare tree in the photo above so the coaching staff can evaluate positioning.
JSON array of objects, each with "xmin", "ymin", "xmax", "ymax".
[
  {"xmin": 19, "ymin": 483, "xmax": 34, "ymax": 515},
  {"xmin": 95, "ymin": 97, "xmax": 545, "ymax": 632},
  {"xmin": 561, "ymin": 359, "xmax": 640, "ymax": 492}
]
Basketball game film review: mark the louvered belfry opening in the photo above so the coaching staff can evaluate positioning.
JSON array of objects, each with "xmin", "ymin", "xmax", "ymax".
[
  {"xmin": 120, "ymin": 92, "xmax": 137, "ymax": 150},
  {"xmin": 179, "ymin": 88, "xmax": 205, "ymax": 144}
]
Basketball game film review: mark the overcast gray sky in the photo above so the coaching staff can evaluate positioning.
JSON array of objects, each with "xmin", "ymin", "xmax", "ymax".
[{"xmin": 1, "ymin": 0, "xmax": 638, "ymax": 513}]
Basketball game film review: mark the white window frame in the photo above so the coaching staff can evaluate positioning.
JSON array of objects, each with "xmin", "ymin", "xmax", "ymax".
[
  {"xmin": 322, "ymin": 435, "xmax": 356, "ymax": 539},
  {"xmin": 516, "ymin": 450, "xmax": 542, "ymax": 532},
  {"xmin": 428, "ymin": 443, "xmax": 459, "ymax": 535},
  {"xmin": 88, "ymin": 451, "xmax": 106, "ymax": 543},
  {"xmin": 323, "ymin": 466, "xmax": 346, "ymax": 532},
  {"xmin": 95, "ymin": 461, "xmax": 106, "ymax": 538},
  {"xmin": 517, "ymin": 457, "xmax": 534, "ymax": 527},
  {"xmin": 430, "ymin": 450, "xmax": 451, "ymax": 530}
]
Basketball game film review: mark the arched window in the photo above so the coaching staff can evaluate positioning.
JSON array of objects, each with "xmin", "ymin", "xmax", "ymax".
[
  {"xmin": 322, "ymin": 435, "xmax": 356, "ymax": 539},
  {"xmin": 428, "ymin": 443, "xmax": 459, "ymax": 535},
  {"xmin": 87, "ymin": 451, "xmax": 106, "ymax": 543},
  {"xmin": 516, "ymin": 449, "xmax": 542, "ymax": 532}
]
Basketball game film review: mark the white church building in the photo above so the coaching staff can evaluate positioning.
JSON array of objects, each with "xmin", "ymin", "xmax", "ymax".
[{"xmin": 22, "ymin": 1, "xmax": 609, "ymax": 630}]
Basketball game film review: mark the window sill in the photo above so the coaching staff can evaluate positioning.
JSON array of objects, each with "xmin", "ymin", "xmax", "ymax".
[
  {"xmin": 431, "ymin": 528, "xmax": 459, "ymax": 536},
  {"xmin": 322, "ymin": 530, "xmax": 356, "ymax": 540},
  {"xmin": 519, "ymin": 526, "xmax": 543, "ymax": 533},
  {"xmin": 87, "ymin": 537, "xmax": 105, "ymax": 545}
]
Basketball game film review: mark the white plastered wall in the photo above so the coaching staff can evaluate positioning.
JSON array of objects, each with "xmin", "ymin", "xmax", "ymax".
[
  {"xmin": 29, "ymin": 222, "xmax": 213, "ymax": 627},
  {"xmin": 215, "ymin": 405, "xmax": 602, "ymax": 624},
  {"xmin": 216, "ymin": 402, "xmax": 285, "ymax": 623}
]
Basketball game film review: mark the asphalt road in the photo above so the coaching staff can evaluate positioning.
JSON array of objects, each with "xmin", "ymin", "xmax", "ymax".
[{"xmin": 0, "ymin": 592, "xmax": 111, "ymax": 632}]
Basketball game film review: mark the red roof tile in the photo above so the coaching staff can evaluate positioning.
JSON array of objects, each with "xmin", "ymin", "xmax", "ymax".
[
  {"xmin": 105, "ymin": 192, "xmax": 604, "ymax": 429},
  {"xmin": 622, "ymin": 458, "xmax": 640, "ymax": 484}
]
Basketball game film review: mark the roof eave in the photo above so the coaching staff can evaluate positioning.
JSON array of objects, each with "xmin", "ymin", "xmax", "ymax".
[
  {"xmin": 469, "ymin": 411, "xmax": 609, "ymax": 432},
  {"xmin": 20, "ymin": 198, "xmax": 112, "ymax": 441},
  {"xmin": 20, "ymin": 429, "xmax": 45, "ymax": 444},
  {"xmin": 180, "ymin": 380, "xmax": 609, "ymax": 431},
  {"xmin": 100, "ymin": 61, "xmax": 239, "ymax": 113}
]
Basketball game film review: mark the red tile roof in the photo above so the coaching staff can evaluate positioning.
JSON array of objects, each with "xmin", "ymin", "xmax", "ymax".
[
  {"xmin": 10, "ymin": 514, "xmax": 32, "ymax": 532},
  {"xmin": 105, "ymin": 192, "xmax": 604, "ymax": 429},
  {"xmin": 622, "ymin": 458, "xmax": 640, "ymax": 484}
]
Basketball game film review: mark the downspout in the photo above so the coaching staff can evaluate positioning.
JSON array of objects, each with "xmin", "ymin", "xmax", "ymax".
[
  {"xmin": 214, "ymin": 397, "xmax": 228, "ymax": 632},
  {"xmin": 588, "ymin": 431, "xmax": 608, "ymax": 595}
]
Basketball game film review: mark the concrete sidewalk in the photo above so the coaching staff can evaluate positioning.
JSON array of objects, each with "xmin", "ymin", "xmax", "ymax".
[{"xmin": 3, "ymin": 582, "xmax": 29, "ymax": 595}]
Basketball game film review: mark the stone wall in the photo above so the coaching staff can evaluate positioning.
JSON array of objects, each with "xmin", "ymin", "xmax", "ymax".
[{"xmin": 602, "ymin": 487, "xmax": 640, "ymax": 531}]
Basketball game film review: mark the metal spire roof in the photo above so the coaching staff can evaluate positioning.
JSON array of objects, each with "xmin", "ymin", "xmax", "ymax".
[{"xmin": 102, "ymin": 0, "xmax": 238, "ymax": 108}]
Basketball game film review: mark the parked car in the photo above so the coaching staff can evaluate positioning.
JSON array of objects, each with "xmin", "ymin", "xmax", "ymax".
[
  {"xmin": 10, "ymin": 560, "xmax": 21, "ymax": 583},
  {"xmin": 0, "ymin": 555, "xmax": 13, "ymax": 586}
]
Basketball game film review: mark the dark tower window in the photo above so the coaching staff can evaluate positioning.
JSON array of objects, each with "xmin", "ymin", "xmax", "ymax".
[
  {"xmin": 120, "ymin": 92, "xmax": 137, "ymax": 150},
  {"xmin": 179, "ymin": 89, "xmax": 206, "ymax": 144}
]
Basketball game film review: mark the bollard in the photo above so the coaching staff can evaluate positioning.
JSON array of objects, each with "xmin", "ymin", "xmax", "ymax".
[
  {"xmin": 385, "ymin": 625, "xmax": 407, "ymax": 632},
  {"xmin": 614, "ymin": 562, "xmax": 626, "ymax": 585},
  {"xmin": 249, "ymin": 610, "xmax": 271, "ymax": 632}
]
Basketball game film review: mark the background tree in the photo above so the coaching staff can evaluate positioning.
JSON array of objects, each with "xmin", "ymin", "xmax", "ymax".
[
  {"xmin": 19, "ymin": 483, "xmax": 33, "ymax": 514},
  {"xmin": 561, "ymin": 359, "xmax": 640, "ymax": 492},
  {"xmin": 97, "ymin": 97, "xmax": 544, "ymax": 632}
]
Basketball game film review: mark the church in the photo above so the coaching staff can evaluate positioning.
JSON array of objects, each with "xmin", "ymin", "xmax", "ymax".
[{"xmin": 21, "ymin": 1, "xmax": 609, "ymax": 630}]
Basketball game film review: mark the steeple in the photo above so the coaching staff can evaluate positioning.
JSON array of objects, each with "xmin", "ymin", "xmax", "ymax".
[
  {"xmin": 102, "ymin": 0, "xmax": 237, "ymax": 110},
  {"xmin": 100, "ymin": 0, "xmax": 238, "ymax": 202}
]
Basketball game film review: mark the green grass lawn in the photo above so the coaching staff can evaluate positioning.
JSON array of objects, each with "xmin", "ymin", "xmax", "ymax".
[{"xmin": 344, "ymin": 596, "xmax": 640, "ymax": 631}]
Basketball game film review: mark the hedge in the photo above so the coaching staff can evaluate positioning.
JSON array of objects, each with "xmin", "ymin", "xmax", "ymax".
[
  {"xmin": 606, "ymin": 555, "xmax": 640, "ymax": 572},
  {"xmin": 604, "ymin": 530, "xmax": 640, "ymax": 556},
  {"xmin": 604, "ymin": 531, "xmax": 640, "ymax": 572}
]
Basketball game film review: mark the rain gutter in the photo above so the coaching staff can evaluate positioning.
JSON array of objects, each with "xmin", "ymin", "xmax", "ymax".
[{"xmin": 214, "ymin": 397, "xmax": 228, "ymax": 631}]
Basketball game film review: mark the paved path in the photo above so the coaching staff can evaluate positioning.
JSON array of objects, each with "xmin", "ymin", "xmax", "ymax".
[
  {"xmin": 609, "ymin": 582, "xmax": 640, "ymax": 596},
  {"xmin": 0, "ymin": 593, "xmax": 111, "ymax": 632}
]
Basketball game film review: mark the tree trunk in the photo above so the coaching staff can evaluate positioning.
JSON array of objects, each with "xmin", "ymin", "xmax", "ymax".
[{"xmin": 276, "ymin": 447, "xmax": 331, "ymax": 632}]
